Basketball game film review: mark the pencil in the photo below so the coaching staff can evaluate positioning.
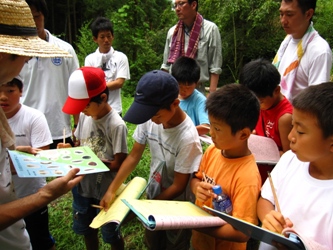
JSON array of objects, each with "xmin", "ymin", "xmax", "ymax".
[
  {"xmin": 91, "ymin": 204, "xmax": 103, "ymax": 209},
  {"xmin": 202, "ymin": 171, "xmax": 208, "ymax": 182},
  {"xmin": 63, "ymin": 127, "xmax": 66, "ymax": 145},
  {"xmin": 267, "ymin": 171, "xmax": 281, "ymax": 213}
]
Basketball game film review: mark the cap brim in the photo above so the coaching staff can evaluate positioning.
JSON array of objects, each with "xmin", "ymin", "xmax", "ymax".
[
  {"xmin": 62, "ymin": 96, "xmax": 90, "ymax": 115},
  {"xmin": 0, "ymin": 35, "xmax": 72, "ymax": 58},
  {"xmin": 123, "ymin": 102, "xmax": 160, "ymax": 125}
]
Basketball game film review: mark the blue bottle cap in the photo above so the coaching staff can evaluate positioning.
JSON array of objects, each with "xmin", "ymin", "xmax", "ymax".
[{"xmin": 212, "ymin": 185, "xmax": 222, "ymax": 194}]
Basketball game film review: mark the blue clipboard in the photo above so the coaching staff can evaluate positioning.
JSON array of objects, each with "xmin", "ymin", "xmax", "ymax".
[{"xmin": 203, "ymin": 206, "xmax": 305, "ymax": 250}]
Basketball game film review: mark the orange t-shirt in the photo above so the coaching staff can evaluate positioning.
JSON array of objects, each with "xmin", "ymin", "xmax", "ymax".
[{"xmin": 192, "ymin": 144, "xmax": 261, "ymax": 250}]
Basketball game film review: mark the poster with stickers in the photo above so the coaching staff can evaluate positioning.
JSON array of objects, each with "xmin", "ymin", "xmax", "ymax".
[{"xmin": 8, "ymin": 146, "xmax": 110, "ymax": 178}]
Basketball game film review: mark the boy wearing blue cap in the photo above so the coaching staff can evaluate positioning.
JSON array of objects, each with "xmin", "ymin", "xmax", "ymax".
[{"xmin": 100, "ymin": 70, "xmax": 203, "ymax": 250}]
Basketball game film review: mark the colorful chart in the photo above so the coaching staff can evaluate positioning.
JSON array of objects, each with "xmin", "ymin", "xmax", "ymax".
[{"xmin": 8, "ymin": 146, "xmax": 110, "ymax": 178}]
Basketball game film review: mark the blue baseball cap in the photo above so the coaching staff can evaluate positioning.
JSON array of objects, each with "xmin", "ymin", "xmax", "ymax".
[{"xmin": 123, "ymin": 70, "xmax": 179, "ymax": 124}]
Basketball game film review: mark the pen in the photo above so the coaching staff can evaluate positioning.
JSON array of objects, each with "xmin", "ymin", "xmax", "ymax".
[
  {"xmin": 202, "ymin": 171, "xmax": 208, "ymax": 182},
  {"xmin": 63, "ymin": 127, "xmax": 66, "ymax": 145},
  {"xmin": 267, "ymin": 171, "xmax": 281, "ymax": 213},
  {"xmin": 91, "ymin": 204, "xmax": 104, "ymax": 209}
]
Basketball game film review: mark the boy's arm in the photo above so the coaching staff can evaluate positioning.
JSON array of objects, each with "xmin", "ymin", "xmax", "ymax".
[
  {"xmin": 11, "ymin": 145, "xmax": 50, "ymax": 174},
  {"xmin": 278, "ymin": 113, "xmax": 292, "ymax": 155},
  {"xmin": 257, "ymin": 196, "xmax": 293, "ymax": 233},
  {"xmin": 100, "ymin": 142, "xmax": 145, "ymax": 210},
  {"xmin": 195, "ymin": 223, "xmax": 249, "ymax": 242},
  {"xmin": 154, "ymin": 138, "xmax": 202, "ymax": 200},
  {"xmin": 257, "ymin": 196, "xmax": 275, "ymax": 222},
  {"xmin": 10, "ymin": 146, "xmax": 41, "ymax": 174},
  {"xmin": 196, "ymin": 124, "xmax": 210, "ymax": 136},
  {"xmin": 192, "ymin": 192, "xmax": 250, "ymax": 242},
  {"xmin": 106, "ymin": 78, "xmax": 125, "ymax": 91},
  {"xmin": 106, "ymin": 54, "xmax": 129, "ymax": 91},
  {"xmin": 208, "ymin": 73, "xmax": 219, "ymax": 95},
  {"xmin": 191, "ymin": 175, "xmax": 249, "ymax": 242},
  {"xmin": 194, "ymin": 190, "xmax": 254, "ymax": 243},
  {"xmin": 102, "ymin": 152, "xmax": 127, "ymax": 172},
  {"xmin": 153, "ymin": 171, "xmax": 190, "ymax": 200},
  {"xmin": 191, "ymin": 175, "xmax": 214, "ymax": 203}
]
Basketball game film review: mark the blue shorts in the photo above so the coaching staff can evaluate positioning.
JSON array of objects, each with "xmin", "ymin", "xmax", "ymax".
[
  {"xmin": 71, "ymin": 186, "xmax": 121, "ymax": 244},
  {"xmin": 24, "ymin": 206, "xmax": 55, "ymax": 250}
]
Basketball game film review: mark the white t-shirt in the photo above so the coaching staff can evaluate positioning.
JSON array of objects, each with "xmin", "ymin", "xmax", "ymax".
[
  {"xmin": 278, "ymin": 33, "xmax": 332, "ymax": 101},
  {"xmin": 85, "ymin": 47, "xmax": 130, "ymax": 114},
  {"xmin": 9, "ymin": 105, "xmax": 52, "ymax": 198},
  {"xmin": 133, "ymin": 115, "xmax": 202, "ymax": 201},
  {"xmin": 0, "ymin": 146, "xmax": 31, "ymax": 250},
  {"xmin": 259, "ymin": 150, "xmax": 333, "ymax": 249},
  {"xmin": 20, "ymin": 30, "xmax": 79, "ymax": 140}
]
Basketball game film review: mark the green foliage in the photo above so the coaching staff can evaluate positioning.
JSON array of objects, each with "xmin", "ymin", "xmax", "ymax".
[
  {"xmin": 75, "ymin": 0, "xmax": 333, "ymax": 92},
  {"xmin": 108, "ymin": 0, "xmax": 176, "ymax": 96},
  {"xmin": 75, "ymin": 21, "xmax": 96, "ymax": 66},
  {"xmin": 313, "ymin": 0, "xmax": 333, "ymax": 49},
  {"xmin": 200, "ymin": 0, "xmax": 284, "ymax": 84},
  {"xmin": 81, "ymin": 0, "xmax": 124, "ymax": 20},
  {"xmin": 75, "ymin": 0, "xmax": 176, "ymax": 96}
]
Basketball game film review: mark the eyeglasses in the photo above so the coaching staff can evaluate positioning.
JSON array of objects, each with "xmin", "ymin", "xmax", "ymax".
[{"xmin": 173, "ymin": 1, "xmax": 188, "ymax": 9}]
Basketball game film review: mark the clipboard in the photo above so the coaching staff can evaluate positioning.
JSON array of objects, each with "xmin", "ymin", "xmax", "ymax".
[
  {"xmin": 89, "ymin": 161, "xmax": 165, "ymax": 229},
  {"xmin": 121, "ymin": 199, "xmax": 225, "ymax": 231},
  {"xmin": 203, "ymin": 206, "xmax": 305, "ymax": 250}
]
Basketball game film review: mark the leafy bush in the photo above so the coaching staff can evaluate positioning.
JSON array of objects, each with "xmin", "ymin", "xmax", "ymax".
[
  {"xmin": 75, "ymin": 1, "xmax": 176, "ymax": 97},
  {"xmin": 75, "ymin": 20, "xmax": 96, "ymax": 67}
]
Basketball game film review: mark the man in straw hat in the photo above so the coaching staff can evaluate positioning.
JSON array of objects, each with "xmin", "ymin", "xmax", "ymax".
[{"xmin": 0, "ymin": 0, "xmax": 83, "ymax": 249}]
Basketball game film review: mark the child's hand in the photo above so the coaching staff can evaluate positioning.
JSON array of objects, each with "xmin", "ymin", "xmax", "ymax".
[
  {"xmin": 16, "ymin": 146, "xmax": 41, "ymax": 155},
  {"xmin": 195, "ymin": 182, "xmax": 215, "ymax": 203},
  {"xmin": 57, "ymin": 143, "xmax": 72, "ymax": 149},
  {"xmin": 261, "ymin": 210, "xmax": 293, "ymax": 234},
  {"xmin": 100, "ymin": 191, "xmax": 116, "ymax": 212}
]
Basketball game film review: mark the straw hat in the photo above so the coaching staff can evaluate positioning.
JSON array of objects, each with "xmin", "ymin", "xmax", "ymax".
[{"xmin": 0, "ymin": 0, "xmax": 71, "ymax": 57}]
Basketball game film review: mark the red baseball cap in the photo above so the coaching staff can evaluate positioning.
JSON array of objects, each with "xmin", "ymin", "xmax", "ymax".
[{"xmin": 62, "ymin": 67, "xmax": 106, "ymax": 114}]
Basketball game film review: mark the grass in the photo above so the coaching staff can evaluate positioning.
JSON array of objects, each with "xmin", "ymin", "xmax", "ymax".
[{"xmin": 48, "ymin": 95, "xmax": 150, "ymax": 250}]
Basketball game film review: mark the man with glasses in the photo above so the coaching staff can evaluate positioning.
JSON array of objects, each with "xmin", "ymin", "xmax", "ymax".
[{"xmin": 161, "ymin": 0, "xmax": 222, "ymax": 96}]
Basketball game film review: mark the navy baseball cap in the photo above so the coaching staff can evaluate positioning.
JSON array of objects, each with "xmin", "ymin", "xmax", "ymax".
[{"xmin": 123, "ymin": 70, "xmax": 179, "ymax": 124}]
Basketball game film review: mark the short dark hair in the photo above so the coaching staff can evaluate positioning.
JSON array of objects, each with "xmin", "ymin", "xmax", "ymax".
[
  {"xmin": 89, "ymin": 87, "xmax": 109, "ymax": 104},
  {"xmin": 90, "ymin": 17, "xmax": 114, "ymax": 38},
  {"xmin": 188, "ymin": 0, "xmax": 198, "ymax": 11},
  {"xmin": 292, "ymin": 82, "xmax": 333, "ymax": 138},
  {"xmin": 7, "ymin": 77, "xmax": 23, "ymax": 92},
  {"xmin": 206, "ymin": 84, "xmax": 260, "ymax": 135},
  {"xmin": 239, "ymin": 58, "xmax": 281, "ymax": 97},
  {"xmin": 171, "ymin": 56, "xmax": 200, "ymax": 85},
  {"xmin": 26, "ymin": 0, "xmax": 48, "ymax": 20},
  {"xmin": 282, "ymin": 0, "xmax": 316, "ymax": 13}
]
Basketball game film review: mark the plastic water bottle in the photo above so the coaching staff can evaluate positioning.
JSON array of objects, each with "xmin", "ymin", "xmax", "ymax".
[{"xmin": 212, "ymin": 185, "xmax": 232, "ymax": 214}]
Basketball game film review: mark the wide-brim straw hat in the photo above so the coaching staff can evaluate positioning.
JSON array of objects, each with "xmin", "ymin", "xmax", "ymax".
[{"xmin": 0, "ymin": 0, "xmax": 71, "ymax": 57}]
